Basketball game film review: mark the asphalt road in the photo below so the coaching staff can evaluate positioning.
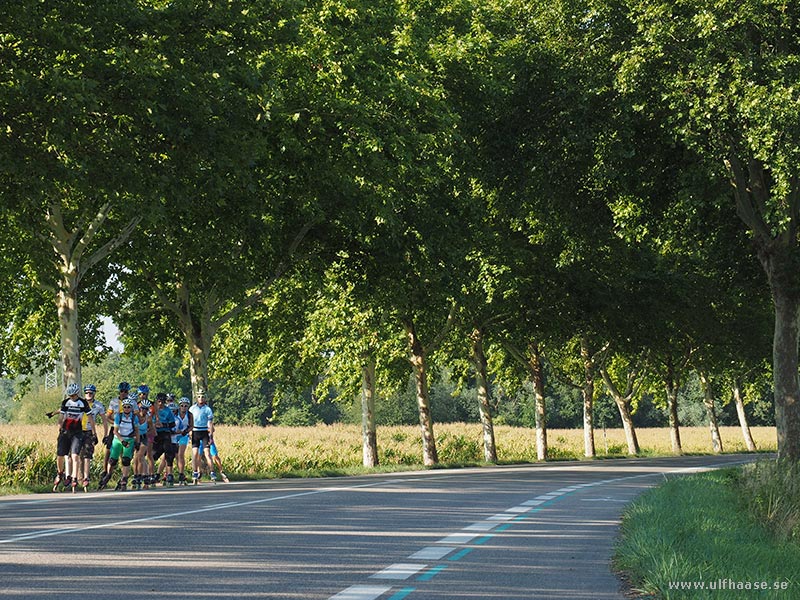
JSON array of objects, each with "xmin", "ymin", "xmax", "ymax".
[{"xmin": 0, "ymin": 454, "xmax": 757, "ymax": 599}]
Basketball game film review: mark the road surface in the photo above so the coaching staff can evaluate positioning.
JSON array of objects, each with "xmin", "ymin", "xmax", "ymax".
[{"xmin": 0, "ymin": 454, "xmax": 756, "ymax": 599}]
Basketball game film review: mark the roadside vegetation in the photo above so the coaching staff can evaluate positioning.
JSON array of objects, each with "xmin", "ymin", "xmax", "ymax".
[
  {"xmin": 615, "ymin": 462, "xmax": 800, "ymax": 599},
  {"xmin": 0, "ymin": 423, "xmax": 776, "ymax": 494}
]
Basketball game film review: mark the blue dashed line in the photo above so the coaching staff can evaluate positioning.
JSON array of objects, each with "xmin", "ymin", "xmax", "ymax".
[
  {"xmin": 475, "ymin": 535, "xmax": 494, "ymax": 545},
  {"xmin": 449, "ymin": 548, "xmax": 474, "ymax": 561},
  {"xmin": 417, "ymin": 565, "xmax": 448, "ymax": 581},
  {"xmin": 388, "ymin": 587, "xmax": 416, "ymax": 600}
]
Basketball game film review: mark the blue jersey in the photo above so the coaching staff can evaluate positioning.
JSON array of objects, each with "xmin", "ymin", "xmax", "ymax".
[
  {"xmin": 189, "ymin": 404, "xmax": 213, "ymax": 430},
  {"xmin": 156, "ymin": 406, "xmax": 176, "ymax": 433}
]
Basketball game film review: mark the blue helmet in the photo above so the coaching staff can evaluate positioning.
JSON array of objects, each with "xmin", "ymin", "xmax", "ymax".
[
  {"xmin": 84, "ymin": 384, "xmax": 96, "ymax": 393},
  {"xmin": 66, "ymin": 383, "xmax": 80, "ymax": 396},
  {"xmin": 137, "ymin": 384, "xmax": 150, "ymax": 395},
  {"xmin": 118, "ymin": 381, "xmax": 131, "ymax": 392}
]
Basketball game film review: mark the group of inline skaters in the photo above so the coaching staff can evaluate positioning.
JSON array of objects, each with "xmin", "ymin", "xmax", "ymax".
[{"xmin": 52, "ymin": 381, "xmax": 229, "ymax": 492}]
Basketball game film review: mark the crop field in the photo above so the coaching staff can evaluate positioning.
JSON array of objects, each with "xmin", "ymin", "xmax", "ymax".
[{"xmin": 0, "ymin": 423, "xmax": 777, "ymax": 492}]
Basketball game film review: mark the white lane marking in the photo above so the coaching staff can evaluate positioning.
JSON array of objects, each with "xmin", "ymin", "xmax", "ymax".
[
  {"xmin": 487, "ymin": 514, "xmax": 515, "ymax": 521},
  {"xmin": 409, "ymin": 546, "xmax": 456, "ymax": 560},
  {"xmin": 521, "ymin": 500, "xmax": 546, "ymax": 507},
  {"xmin": 436, "ymin": 532, "xmax": 478, "ymax": 545},
  {"xmin": 329, "ymin": 585, "xmax": 393, "ymax": 600},
  {"xmin": 505, "ymin": 506, "xmax": 531, "ymax": 514},
  {"xmin": 369, "ymin": 563, "xmax": 426, "ymax": 580},
  {"xmin": 581, "ymin": 497, "xmax": 630, "ymax": 503},
  {"xmin": 0, "ymin": 480, "xmax": 391, "ymax": 545},
  {"xmin": 205, "ymin": 501, "xmax": 239, "ymax": 509},
  {"xmin": 463, "ymin": 521, "xmax": 498, "ymax": 532}
]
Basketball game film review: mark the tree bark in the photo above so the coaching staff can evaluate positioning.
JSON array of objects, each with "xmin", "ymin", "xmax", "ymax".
[
  {"xmin": 528, "ymin": 344, "xmax": 548, "ymax": 461},
  {"xmin": 733, "ymin": 378, "xmax": 757, "ymax": 452},
  {"xmin": 699, "ymin": 372, "xmax": 723, "ymax": 453},
  {"xmin": 361, "ymin": 359, "xmax": 379, "ymax": 467},
  {"xmin": 600, "ymin": 368, "xmax": 640, "ymax": 455},
  {"xmin": 664, "ymin": 359, "xmax": 683, "ymax": 454},
  {"xmin": 755, "ymin": 239, "xmax": 800, "ymax": 461},
  {"xmin": 580, "ymin": 337, "xmax": 596, "ymax": 458},
  {"xmin": 56, "ymin": 282, "xmax": 81, "ymax": 389},
  {"xmin": 404, "ymin": 319, "xmax": 438, "ymax": 466},
  {"xmin": 187, "ymin": 329, "xmax": 211, "ymax": 398},
  {"xmin": 471, "ymin": 328, "xmax": 497, "ymax": 463}
]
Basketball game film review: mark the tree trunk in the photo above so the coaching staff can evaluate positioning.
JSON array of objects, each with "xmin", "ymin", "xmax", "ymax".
[
  {"xmin": 728, "ymin": 158, "xmax": 800, "ymax": 461},
  {"xmin": 528, "ymin": 344, "xmax": 547, "ymax": 461},
  {"xmin": 405, "ymin": 320, "xmax": 438, "ymax": 466},
  {"xmin": 44, "ymin": 203, "xmax": 139, "ymax": 391},
  {"xmin": 580, "ymin": 337, "xmax": 595, "ymax": 458},
  {"xmin": 699, "ymin": 373, "xmax": 723, "ymax": 453},
  {"xmin": 733, "ymin": 379, "xmax": 757, "ymax": 452},
  {"xmin": 665, "ymin": 360, "xmax": 682, "ymax": 454},
  {"xmin": 471, "ymin": 328, "xmax": 497, "ymax": 464},
  {"xmin": 56, "ymin": 282, "xmax": 82, "ymax": 389},
  {"xmin": 187, "ymin": 333, "xmax": 211, "ymax": 398},
  {"xmin": 600, "ymin": 369, "xmax": 640, "ymax": 455},
  {"xmin": 617, "ymin": 400, "xmax": 639, "ymax": 455},
  {"xmin": 769, "ymin": 281, "xmax": 800, "ymax": 461},
  {"xmin": 361, "ymin": 359, "xmax": 379, "ymax": 467}
]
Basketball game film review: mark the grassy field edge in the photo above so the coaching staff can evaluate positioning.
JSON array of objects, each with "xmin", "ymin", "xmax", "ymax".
[{"xmin": 614, "ymin": 466, "xmax": 799, "ymax": 599}]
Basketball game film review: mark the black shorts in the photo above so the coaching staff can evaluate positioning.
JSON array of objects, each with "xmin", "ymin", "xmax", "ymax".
[
  {"xmin": 192, "ymin": 430, "xmax": 211, "ymax": 448},
  {"xmin": 153, "ymin": 432, "xmax": 176, "ymax": 461},
  {"xmin": 57, "ymin": 430, "xmax": 84, "ymax": 457},
  {"xmin": 79, "ymin": 433, "xmax": 97, "ymax": 459}
]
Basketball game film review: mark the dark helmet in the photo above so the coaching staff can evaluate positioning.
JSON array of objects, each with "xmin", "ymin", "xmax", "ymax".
[
  {"xmin": 118, "ymin": 381, "xmax": 131, "ymax": 392},
  {"xmin": 156, "ymin": 392, "xmax": 168, "ymax": 402}
]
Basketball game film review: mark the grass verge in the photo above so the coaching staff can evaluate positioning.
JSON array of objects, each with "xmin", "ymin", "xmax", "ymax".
[{"xmin": 614, "ymin": 466, "xmax": 799, "ymax": 599}]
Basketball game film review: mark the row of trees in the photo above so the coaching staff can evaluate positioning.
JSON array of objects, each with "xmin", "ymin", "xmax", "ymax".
[{"xmin": 1, "ymin": 0, "xmax": 798, "ymax": 463}]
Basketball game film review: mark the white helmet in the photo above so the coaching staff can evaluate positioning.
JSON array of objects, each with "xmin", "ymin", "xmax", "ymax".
[{"xmin": 66, "ymin": 383, "xmax": 80, "ymax": 396}]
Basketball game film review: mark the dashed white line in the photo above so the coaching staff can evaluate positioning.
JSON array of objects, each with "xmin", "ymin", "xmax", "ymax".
[
  {"xmin": 409, "ymin": 546, "xmax": 456, "ymax": 560},
  {"xmin": 436, "ymin": 532, "xmax": 478, "ymax": 545},
  {"xmin": 329, "ymin": 585, "xmax": 393, "ymax": 600},
  {"xmin": 463, "ymin": 521, "xmax": 499, "ymax": 532},
  {"xmin": 370, "ymin": 563, "xmax": 426, "ymax": 580}
]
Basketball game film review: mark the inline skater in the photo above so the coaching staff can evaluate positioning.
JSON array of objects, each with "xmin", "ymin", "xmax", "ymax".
[
  {"xmin": 189, "ymin": 391, "xmax": 214, "ymax": 484},
  {"xmin": 99, "ymin": 398, "xmax": 140, "ymax": 491},
  {"xmin": 152, "ymin": 392, "xmax": 177, "ymax": 486},
  {"xmin": 105, "ymin": 382, "xmax": 135, "ymax": 472},
  {"xmin": 173, "ymin": 397, "xmax": 193, "ymax": 485},
  {"xmin": 132, "ymin": 399, "xmax": 153, "ymax": 490},
  {"xmin": 79, "ymin": 384, "xmax": 107, "ymax": 492},
  {"xmin": 199, "ymin": 434, "xmax": 230, "ymax": 483},
  {"xmin": 136, "ymin": 385, "xmax": 157, "ymax": 485},
  {"xmin": 54, "ymin": 384, "xmax": 92, "ymax": 493}
]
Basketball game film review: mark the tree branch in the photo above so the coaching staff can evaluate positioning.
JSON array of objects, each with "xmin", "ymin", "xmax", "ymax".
[
  {"xmin": 424, "ymin": 302, "xmax": 458, "ymax": 355},
  {"xmin": 80, "ymin": 215, "xmax": 142, "ymax": 277},
  {"xmin": 725, "ymin": 154, "xmax": 771, "ymax": 239},
  {"xmin": 211, "ymin": 220, "xmax": 315, "ymax": 331}
]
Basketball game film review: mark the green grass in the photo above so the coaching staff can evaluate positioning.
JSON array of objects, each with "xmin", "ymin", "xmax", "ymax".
[{"xmin": 614, "ymin": 467, "xmax": 800, "ymax": 599}]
